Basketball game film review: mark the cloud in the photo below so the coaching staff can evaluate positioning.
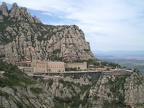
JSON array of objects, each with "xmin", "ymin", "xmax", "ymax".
[{"xmin": 1, "ymin": 0, "xmax": 144, "ymax": 50}]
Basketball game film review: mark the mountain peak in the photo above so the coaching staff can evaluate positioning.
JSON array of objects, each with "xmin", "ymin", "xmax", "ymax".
[
  {"xmin": 0, "ymin": 2, "xmax": 94, "ymax": 62},
  {"xmin": 0, "ymin": 2, "xmax": 8, "ymax": 16},
  {"xmin": 0, "ymin": 2, "xmax": 41, "ymax": 24},
  {"xmin": 9, "ymin": 3, "xmax": 19, "ymax": 18}
]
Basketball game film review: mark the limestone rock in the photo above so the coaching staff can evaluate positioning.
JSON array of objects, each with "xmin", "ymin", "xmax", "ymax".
[
  {"xmin": 124, "ymin": 72, "xmax": 144, "ymax": 105},
  {"xmin": 0, "ymin": 2, "xmax": 94, "ymax": 62},
  {"xmin": 2, "ymin": 23, "xmax": 94, "ymax": 62},
  {"xmin": 0, "ymin": 2, "xmax": 8, "ymax": 16},
  {"xmin": 0, "ymin": 85, "xmax": 54, "ymax": 108},
  {"xmin": 34, "ymin": 16, "xmax": 41, "ymax": 23},
  {"xmin": 0, "ymin": 2, "xmax": 41, "ymax": 24},
  {"xmin": 9, "ymin": 3, "xmax": 19, "ymax": 18}
]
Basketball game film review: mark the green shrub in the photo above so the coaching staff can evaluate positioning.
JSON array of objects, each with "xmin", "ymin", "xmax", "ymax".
[
  {"xmin": 0, "ymin": 60, "xmax": 35, "ymax": 87},
  {"xmin": 30, "ymin": 87, "xmax": 43, "ymax": 94},
  {"xmin": 48, "ymin": 79, "xmax": 53, "ymax": 86},
  {"xmin": 0, "ymin": 90, "xmax": 10, "ymax": 98}
]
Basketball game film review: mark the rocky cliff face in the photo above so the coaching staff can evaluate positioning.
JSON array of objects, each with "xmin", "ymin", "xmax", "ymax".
[
  {"xmin": 0, "ymin": 2, "xmax": 94, "ymax": 62},
  {"xmin": 1, "ymin": 72, "xmax": 144, "ymax": 108},
  {"xmin": 1, "ymin": 60, "xmax": 144, "ymax": 108},
  {"xmin": 0, "ymin": 60, "xmax": 94, "ymax": 108},
  {"xmin": 0, "ymin": 76, "xmax": 92, "ymax": 108},
  {"xmin": 0, "ymin": 86, "xmax": 54, "ymax": 108},
  {"xmin": 89, "ymin": 72, "xmax": 144, "ymax": 108}
]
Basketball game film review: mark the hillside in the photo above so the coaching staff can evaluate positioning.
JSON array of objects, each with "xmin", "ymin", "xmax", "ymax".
[
  {"xmin": 1, "ymin": 2, "xmax": 144, "ymax": 108},
  {"xmin": 0, "ymin": 2, "xmax": 94, "ymax": 63},
  {"xmin": 0, "ymin": 61, "xmax": 144, "ymax": 108}
]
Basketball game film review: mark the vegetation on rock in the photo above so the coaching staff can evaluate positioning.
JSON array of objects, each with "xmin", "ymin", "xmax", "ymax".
[{"xmin": 0, "ymin": 60, "xmax": 35, "ymax": 87}]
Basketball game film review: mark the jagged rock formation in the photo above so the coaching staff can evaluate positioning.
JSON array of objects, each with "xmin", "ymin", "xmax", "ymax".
[
  {"xmin": 1, "ymin": 72, "xmax": 144, "ymax": 108},
  {"xmin": 0, "ymin": 86, "xmax": 54, "ymax": 108},
  {"xmin": 0, "ymin": 76, "xmax": 91, "ymax": 108},
  {"xmin": 89, "ymin": 72, "xmax": 144, "ymax": 108},
  {"xmin": 0, "ymin": 60, "xmax": 93, "ymax": 108},
  {"xmin": 2, "ymin": 2, "xmax": 144, "ymax": 108},
  {"xmin": 0, "ymin": 2, "xmax": 41, "ymax": 23},
  {"xmin": 1, "ymin": 60, "xmax": 144, "ymax": 108},
  {"xmin": 124, "ymin": 72, "xmax": 144, "ymax": 106},
  {"xmin": 0, "ymin": 2, "xmax": 94, "ymax": 62},
  {"xmin": 0, "ymin": 2, "xmax": 8, "ymax": 17}
]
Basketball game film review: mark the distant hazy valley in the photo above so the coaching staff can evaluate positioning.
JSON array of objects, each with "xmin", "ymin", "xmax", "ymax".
[{"xmin": 94, "ymin": 50, "xmax": 144, "ymax": 73}]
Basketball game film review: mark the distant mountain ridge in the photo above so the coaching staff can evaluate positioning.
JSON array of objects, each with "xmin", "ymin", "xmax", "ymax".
[
  {"xmin": 93, "ymin": 50, "xmax": 144, "ymax": 56},
  {"xmin": 0, "ymin": 2, "xmax": 94, "ymax": 62},
  {"xmin": 94, "ymin": 50, "xmax": 144, "ymax": 73}
]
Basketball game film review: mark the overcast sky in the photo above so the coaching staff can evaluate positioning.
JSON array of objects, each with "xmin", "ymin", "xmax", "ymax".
[{"xmin": 1, "ymin": 0, "xmax": 144, "ymax": 51}]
